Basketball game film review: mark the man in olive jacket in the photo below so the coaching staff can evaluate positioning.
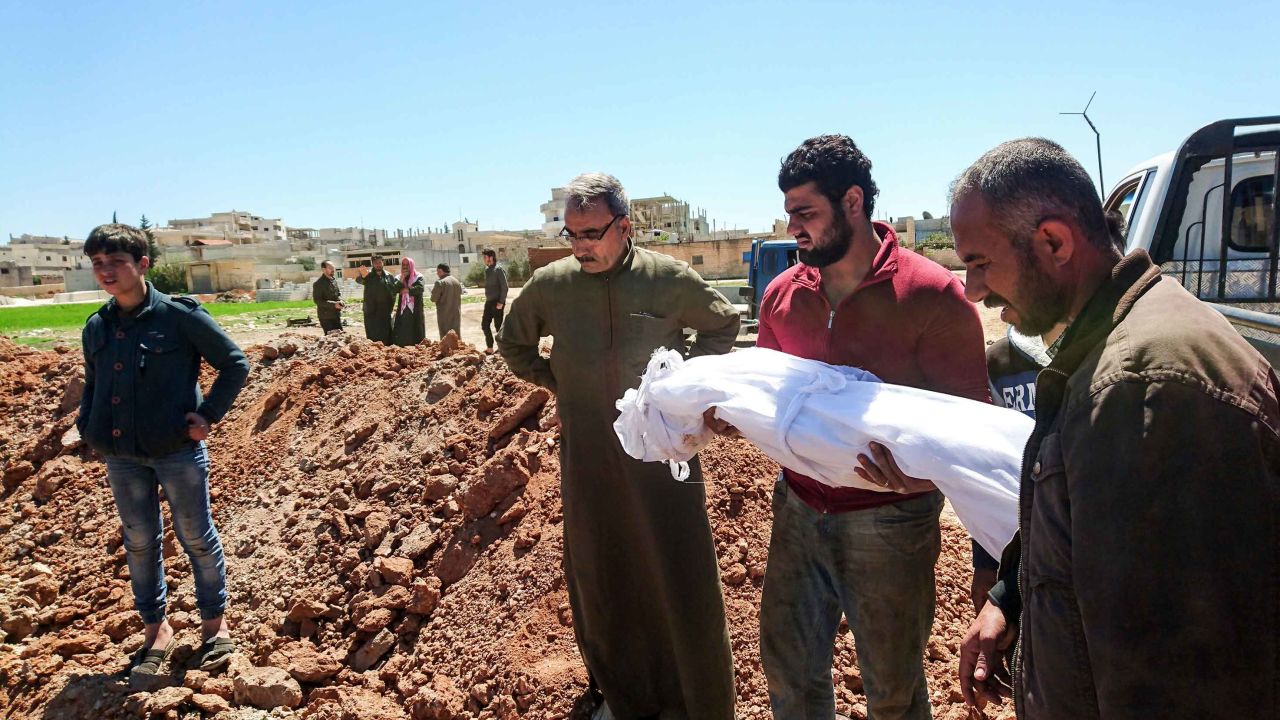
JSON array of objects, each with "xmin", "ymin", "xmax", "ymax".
[
  {"xmin": 498, "ymin": 172, "xmax": 740, "ymax": 720},
  {"xmin": 430, "ymin": 263, "xmax": 463, "ymax": 340},
  {"xmin": 312, "ymin": 261, "xmax": 343, "ymax": 334},
  {"xmin": 954, "ymin": 138, "xmax": 1280, "ymax": 719},
  {"xmin": 356, "ymin": 254, "xmax": 395, "ymax": 343}
]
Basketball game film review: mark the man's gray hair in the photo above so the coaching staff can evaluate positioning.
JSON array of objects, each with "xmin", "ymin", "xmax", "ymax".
[
  {"xmin": 564, "ymin": 172, "xmax": 630, "ymax": 217},
  {"xmin": 950, "ymin": 137, "xmax": 1111, "ymax": 252}
]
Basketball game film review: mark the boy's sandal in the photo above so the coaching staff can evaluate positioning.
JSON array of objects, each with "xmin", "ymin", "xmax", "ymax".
[
  {"xmin": 129, "ymin": 637, "xmax": 175, "ymax": 680},
  {"xmin": 196, "ymin": 636, "xmax": 237, "ymax": 672}
]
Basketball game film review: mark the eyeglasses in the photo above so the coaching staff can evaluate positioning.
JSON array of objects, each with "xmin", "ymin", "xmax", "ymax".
[{"xmin": 558, "ymin": 214, "xmax": 623, "ymax": 242}]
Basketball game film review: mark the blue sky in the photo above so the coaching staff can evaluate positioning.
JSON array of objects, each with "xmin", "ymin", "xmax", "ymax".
[{"xmin": 2, "ymin": 0, "xmax": 1277, "ymax": 242}]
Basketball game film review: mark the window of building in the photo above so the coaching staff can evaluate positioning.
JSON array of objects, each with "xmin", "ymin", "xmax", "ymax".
[
  {"xmin": 1, "ymin": 268, "xmax": 9, "ymax": 274},
  {"xmin": 692, "ymin": 255, "xmax": 704, "ymax": 265},
  {"xmin": 1229, "ymin": 174, "xmax": 1276, "ymax": 252}
]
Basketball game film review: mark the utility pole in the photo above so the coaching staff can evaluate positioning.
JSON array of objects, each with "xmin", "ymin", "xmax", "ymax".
[{"xmin": 1061, "ymin": 91, "xmax": 1105, "ymax": 195}]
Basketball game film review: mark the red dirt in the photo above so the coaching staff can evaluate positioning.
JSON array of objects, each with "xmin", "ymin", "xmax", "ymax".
[{"xmin": 0, "ymin": 334, "xmax": 1012, "ymax": 719}]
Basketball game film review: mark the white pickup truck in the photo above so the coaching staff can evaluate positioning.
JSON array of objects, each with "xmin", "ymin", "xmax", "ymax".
[{"xmin": 1103, "ymin": 116, "xmax": 1280, "ymax": 362}]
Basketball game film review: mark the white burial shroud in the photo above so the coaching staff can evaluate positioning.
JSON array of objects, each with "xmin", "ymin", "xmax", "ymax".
[{"xmin": 613, "ymin": 347, "xmax": 1032, "ymax": 558}]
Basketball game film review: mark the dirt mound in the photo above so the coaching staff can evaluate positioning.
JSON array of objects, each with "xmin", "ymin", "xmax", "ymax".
[{"xmin": 0, "ymin": 334, "xmax": 1012, "ymax": 719}]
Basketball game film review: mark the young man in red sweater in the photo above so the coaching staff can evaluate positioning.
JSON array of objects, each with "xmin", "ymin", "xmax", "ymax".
[{"xmin": 752, "ymin": 136, "xmax": 989, "ymax": 719}]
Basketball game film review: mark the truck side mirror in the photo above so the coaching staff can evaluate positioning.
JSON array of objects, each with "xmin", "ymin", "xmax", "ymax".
[{"xmin": 738, "ymin": 286, "xmax": 753, "ymax": 299}]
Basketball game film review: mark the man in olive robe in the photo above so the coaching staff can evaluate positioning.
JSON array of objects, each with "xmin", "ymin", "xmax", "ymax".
[
  {"xmin": 431, "ymin": 263, "xmax": 463, "ymax": 340},
  {"xmin": 499, "ymin": 172, "xmax": 740, "ymax": 720}
]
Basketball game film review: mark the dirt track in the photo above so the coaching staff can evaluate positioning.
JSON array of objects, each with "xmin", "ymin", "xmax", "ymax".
[{"xmin": 0, "ymin": 330, "xmax": 1013, "ymax": 720}]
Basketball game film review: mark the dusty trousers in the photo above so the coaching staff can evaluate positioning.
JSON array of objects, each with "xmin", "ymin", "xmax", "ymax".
[{"xmin": 761, "ymin": 480, "xmax": 941, "ymax": 720}]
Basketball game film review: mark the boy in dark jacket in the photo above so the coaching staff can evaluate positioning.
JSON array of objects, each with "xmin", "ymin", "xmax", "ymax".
[{"xmin": 78, "ymin": 224, "xmax": 249, "ymax": 684}]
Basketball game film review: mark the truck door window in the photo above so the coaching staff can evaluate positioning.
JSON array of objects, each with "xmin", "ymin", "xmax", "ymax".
[
  {"xmin": 1228, "ymin": 175, "xmax": 1276, "ymax": 251},
  {"xmin": 1109, "ymin": 177, "xmax": 1142, "ymax": 225}
]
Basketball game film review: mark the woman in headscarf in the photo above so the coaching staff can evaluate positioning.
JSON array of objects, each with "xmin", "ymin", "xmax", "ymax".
[{"xmin": 389, "ymin": 257, "xmax": 427, "ymax": 346}]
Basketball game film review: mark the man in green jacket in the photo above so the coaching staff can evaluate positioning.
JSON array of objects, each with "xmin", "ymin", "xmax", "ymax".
[
  {"xmin": 499, "ymin": 172, "xmax": 740, "ymax": 720},
  {"xmin": 954, "ymin": 138, "xmax": 1280, "ymax": 719}
]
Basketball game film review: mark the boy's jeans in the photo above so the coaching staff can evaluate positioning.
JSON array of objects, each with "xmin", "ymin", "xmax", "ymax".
[{"xmin": 106, "ymin": 442, "xmax": 226, "ymax": 625}]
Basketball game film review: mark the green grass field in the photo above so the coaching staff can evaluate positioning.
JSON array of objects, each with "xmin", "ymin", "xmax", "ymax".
[
  {"xmin": 0, "ymin": 294, "xmax": 485, "ymax": 346},
  {"xmin": 0, "ymin": 299, "xmax": 317, "ymax": 333}
]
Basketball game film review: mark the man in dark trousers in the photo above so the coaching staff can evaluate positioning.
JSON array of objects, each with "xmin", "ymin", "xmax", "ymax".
[
  {"xmin": 356, "ymin": 254, "xmax": 395, "ymax": 343},
  {"xmin": 954, "ymin": 138, "xmax": 1280, "ymax": 719},
  {"xmin": 312, "ymin": 260, "xmax": 343, "ymax": 334},
  {"xmin": 480, "ymin": 248, "xmax": 507, "ymax": 353},
  {"xmin": 747, "ymin": 135, "xmax": 989, "ymax": 720},
  {"xmin": 430, "ymin": 262, "xmax": 463, "ymax": 340},
  {"xmin": 78, "ymin": 224, "xmax": 249, "ymax": 684}
]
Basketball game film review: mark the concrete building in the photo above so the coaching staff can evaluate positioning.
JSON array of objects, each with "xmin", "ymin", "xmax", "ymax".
[
  {"xmin": 630, "ymin": 195, "xmax": 708, "ymax": 242},
  {"xmin": 8, "ymin": 234, "xmax": 75, "ymax": 245},
  {"xmin": 890, "ymin": 214, "xmax": 952, "ymax": 249},
  {"xmin": 167, "ymin": 210, "xmax": 286, "ymax": 244},
  {"xmin": 186, "ymin": 260, "xmax": 257, "ymax": 294},
  {"xmin": 63, "ymin": 268, "xmax": 99, "ymax": 292},
  {"xmin": 0, "ymin": 240, "xmax": 89, "ymax": 276},
  {"xmin": 541, "ymin": 188, "xmax": 568, "ymax": 239},
  {"xmin": 152, "ymin": 226, "xmax": 236, "ymax": 249},
  {"xmin": 310, "ymin": 227, "xmax": 388, "ymax": 248},
  {"xmin": 0, "ymin": 261, "xmax": 35, "ymax": 289},
  {"xmin": 636, "ymin": 233, "xmax": 767, "ymax": 280},
  {"xmin": 396, "ymin": 221, "xmax": 560, "ymax": 263}
]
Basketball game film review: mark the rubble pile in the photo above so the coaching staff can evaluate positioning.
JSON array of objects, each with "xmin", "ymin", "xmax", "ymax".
[{"xmin": 0, "ymin": 334, "xmax": 1011, "ymax": 719}]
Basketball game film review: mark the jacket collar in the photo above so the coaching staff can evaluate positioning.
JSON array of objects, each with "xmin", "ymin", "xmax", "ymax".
[
  {"xmin": 100, "ymin": 280, "xmax": 163, "ymax": 322},
  {"xmin": 590, "ymin": 240, "xmax": 637, "ymax": 279},
  {"xmin": 1048, "ymin": 250, "xmax": 1162, "ymax": 376},
  {"xmin": 790, "ymin": 221, "xmax": 900, "ymax": 291}
]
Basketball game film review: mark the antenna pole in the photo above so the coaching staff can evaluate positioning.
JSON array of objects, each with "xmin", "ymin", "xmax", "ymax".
[{"xmin": 1061, "ymin": 91, "xmax": 1104, "ymax": 195}]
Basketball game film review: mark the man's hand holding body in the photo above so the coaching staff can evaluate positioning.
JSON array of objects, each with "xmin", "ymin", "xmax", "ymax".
[{"xmin": 855, "ymin": 441, "xmax": 937, "ymax": 494}]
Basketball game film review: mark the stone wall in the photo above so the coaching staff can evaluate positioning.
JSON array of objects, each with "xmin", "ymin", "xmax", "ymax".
[{"xmin": 641, "ymin": 237, "xmax": 755, "ymax": 279}]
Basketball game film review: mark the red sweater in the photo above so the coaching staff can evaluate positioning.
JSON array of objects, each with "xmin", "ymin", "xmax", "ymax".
[{"xmin": 757, "ymin": 223, "xmax": 990, "ymax": 513}]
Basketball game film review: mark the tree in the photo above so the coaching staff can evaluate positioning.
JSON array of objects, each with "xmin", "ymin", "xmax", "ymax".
[
  {"xmin": 139, "ymin": 214, "xmax": 161, "ymax": 261},
  {"xmin": 112, "ymin": 211, "xmax": 117, "ymax": 224},
  {"xmin": 149, "ymin": 263, "xmax": 188, "ymax": 294},
  {"xmin": 918, "ymin": 232, "xmax": 954, "ymax": 250}
]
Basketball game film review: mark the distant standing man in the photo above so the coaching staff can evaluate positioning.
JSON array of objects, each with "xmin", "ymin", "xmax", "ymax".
[
  {"xmin": 312, "ymin": 260, "xmax": 343, "ymax": 334},
  {"xmin": 751, "ymin": 136, "xmax": 989, "ymax": 720},
  {"xmin": 356, "ymin": 254, "xmax": 396, "ymax": 343},
  {"xmin": 431, "ymin": 263, "xmax": 463, "ymax": 340},
  {"xmin": 954, "ymin": 138, "xmax": 1280, "ymax": 719},
  {"xmin": 481, "ymin": 248, "xmax": 507, "ymax": 353},
  {"xmin": 78, "ymin": 224, "xmax": 249, "ymax": 682},
  {"xmin": 499, "ymin": 173, "xmax": 741, "ymax": 719}
]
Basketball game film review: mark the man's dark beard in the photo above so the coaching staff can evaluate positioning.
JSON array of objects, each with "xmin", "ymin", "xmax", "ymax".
[
  {"xmin": 798, "ymin": 205, "xmax": 853, "ymax": 268},
  {"xmin": 1006, "ymin": 240, "xmax": 1072, "ymax": 336}
]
